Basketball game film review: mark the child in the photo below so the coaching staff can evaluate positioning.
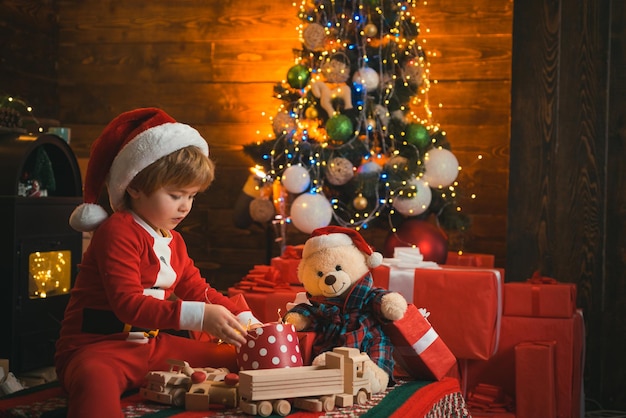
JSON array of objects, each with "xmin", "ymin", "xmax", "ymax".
[{"xmin": 56, "ymin": 108, "xmax": 261, "ymax": 418}]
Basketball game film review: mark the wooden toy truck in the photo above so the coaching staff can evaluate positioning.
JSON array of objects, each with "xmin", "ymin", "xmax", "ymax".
[{"xmin": 238, "ymin": 347, "xmax": 373, "ymax": 416}]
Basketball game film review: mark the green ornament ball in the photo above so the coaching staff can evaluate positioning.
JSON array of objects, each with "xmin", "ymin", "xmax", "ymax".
[
  {"xmin": 405, "ymin": 123, "xmax": 430, "ymax": 148},
  {"xmin": 287, "ymin": 64, "xmax": 311, "ymax": 89},
  {"xmin": 325, "ymin": 114, "xmax": 353, "ymax": 144}
]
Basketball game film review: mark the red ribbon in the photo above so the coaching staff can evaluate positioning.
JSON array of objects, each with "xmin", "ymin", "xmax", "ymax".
[
  {"xmin": 525, "ymin": 272, "xmax": 558, "ymax": 315},
  {"xmin": 527, "ymin": 271, "xmax": 557, "ymax": 285},
  {"xmin": 466, "ymin": 383, "xmax": 514, "ymax": 412},
  {"xmin": 281, "ymin": 245, "xmax": 303, "ymax": 259},
  {"xmin": 235, "ymin": 265, "xmax": 291, "ymax": 292}
]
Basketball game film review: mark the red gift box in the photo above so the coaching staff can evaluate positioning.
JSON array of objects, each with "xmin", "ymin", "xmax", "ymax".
[
  {"xmin": 515, "ymin": 341, "xmax": 557, "ymax": 418},
  {"xmin": 228, "ymin": 285, "xmax": 303, "ymax": 324},
  {"xmin": 297, "ymin": 331, "xmax": 315, "ymax": 366},
  {"xmin": 270, "ymin": 257, "xmax": 301, "ymax": 285},
  {"xmin": 372, "ymin": 264, "xmax": 503, "ymax": 360},
  {"xmin": 269, "ymin": 245, "xmax": 304, "ymax": 285},
  {"xmin": 383, "ymin": 303, "xmax": 456, "ymax": 381},
  {"xmin": 504, "ymin": 275, "xmax": 577, "ymax": 318},
  {"xmin": 236, "ymin": 322, "xmax": 303, "ymax": 370},
  {"xmin": 446, "ymin": 252, "xmax": 495, "ymax": 268},
  {"xmin": 462, "ymin": 310, "xmax": 584, "ymax": 418}
]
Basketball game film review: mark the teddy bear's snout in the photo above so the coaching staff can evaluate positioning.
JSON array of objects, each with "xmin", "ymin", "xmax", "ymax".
[{"xmin": 324, "ymin": 275, "xmax": 337, "ymax": 286}]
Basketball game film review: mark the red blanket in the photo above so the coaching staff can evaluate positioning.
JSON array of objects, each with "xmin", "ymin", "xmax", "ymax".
[{"xmin": 0, "ymin": 378, "xmax": 469, "ymax": 417}]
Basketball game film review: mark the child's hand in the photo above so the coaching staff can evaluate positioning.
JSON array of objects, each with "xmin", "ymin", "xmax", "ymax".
[{"xmin": 202, "ymin": 304, "xmax": 247, "ymax": 347}]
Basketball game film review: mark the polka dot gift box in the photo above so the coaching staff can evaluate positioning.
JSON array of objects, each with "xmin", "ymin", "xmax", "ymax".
[{"xmin": 236, "ymin": 322, "xmax": 303, "ymax": 370}]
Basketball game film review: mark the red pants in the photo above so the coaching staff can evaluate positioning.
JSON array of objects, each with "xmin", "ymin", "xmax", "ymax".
[{"xmin": 57, "ymin": 334, "xmax": 237, "ymax": 418}]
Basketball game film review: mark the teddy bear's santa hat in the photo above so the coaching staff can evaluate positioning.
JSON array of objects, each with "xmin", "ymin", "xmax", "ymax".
[
  {"xmin": 302, "ymin": 225, "xmax": 383, "ymax": 268},
  {"xmin": 69, "ymin": 107, "xmax": 209, "ymax": 232}
]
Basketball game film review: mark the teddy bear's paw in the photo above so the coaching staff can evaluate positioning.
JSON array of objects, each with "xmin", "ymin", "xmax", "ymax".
[
  {"xmin": 381, "ymin": 292, "xmax": 408, "ymax": 321},
  {"xmin": 283, "ymin": 312, "xmax": 310, "ymax": 331},
  {"xmin": 311, "ymin": 353, "xmax": 327, "ymax": 367},
  {"xmin": 363, "ymin": 360, "xmax": 389, "ymax": 394}
]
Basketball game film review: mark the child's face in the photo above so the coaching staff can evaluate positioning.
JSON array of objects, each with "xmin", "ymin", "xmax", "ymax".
[{"xmin": 127, "ymin": 185, "xmax": 201, "ymax": 232}]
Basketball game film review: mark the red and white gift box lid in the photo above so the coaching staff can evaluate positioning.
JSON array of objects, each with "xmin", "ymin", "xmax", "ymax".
[
  {"xmin": 384, "ymin": 303, "xmax": 457, "ymax": 381},
  {"xmin": 236, "ymin": 322, "xmax": 303, "ymax": 371}
]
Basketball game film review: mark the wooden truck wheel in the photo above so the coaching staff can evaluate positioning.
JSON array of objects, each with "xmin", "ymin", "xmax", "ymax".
[
  {"xmin": 320, "ymin": 395, "xmax": 335, "ymax": 412},
  {"xmin": 171, "ymin": 388, "xmax": 186, "ymax": 407},
  {"xmin": 257, "ymin": 400, "xmax": 273, "ymax": 417},
  {"xmin": 273, "ymin": 399, "xmax": 291, "ymax": 416},
  {"xmin": 355, "ymin": 389, "xmax": 368, "ymax": 405}
]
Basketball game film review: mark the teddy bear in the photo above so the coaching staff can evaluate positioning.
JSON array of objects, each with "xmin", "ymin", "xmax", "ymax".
[{"xmin": 283, "ymin": 225, "xmax": 408, "ymax": 393}]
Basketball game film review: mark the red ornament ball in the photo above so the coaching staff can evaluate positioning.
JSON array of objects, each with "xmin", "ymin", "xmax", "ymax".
[{"xmin": 384, "ymin": 219, "xmax": 448, "ymax": 264}]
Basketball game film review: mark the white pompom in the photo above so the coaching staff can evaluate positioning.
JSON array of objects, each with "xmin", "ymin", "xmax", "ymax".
[
  {"xmin": 368, "ymin": 251, "xmax": 383, "ymax": 268},
  {"xmin": 69, "ymin": 203, "xmax": 109, "ymax": 232}
]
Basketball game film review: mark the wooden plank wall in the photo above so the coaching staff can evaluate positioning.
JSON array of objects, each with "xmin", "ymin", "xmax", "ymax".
[
  {"xmin": 0, "ymin": 1, "xmax": 59, "ymax": 118},
  {"xmin": 52, "ymin": 0, "xmax": 513, "ymax": 290},
  {"xmin": 508, "ymin": 0, "xmax": 626, "ymax": 409}
]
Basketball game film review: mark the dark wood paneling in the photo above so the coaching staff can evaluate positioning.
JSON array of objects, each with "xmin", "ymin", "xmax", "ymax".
[
  {"xmin": 507, "ymin": 0, "xmax": 559, "ymax": 278},
  {"xmin": 602, "ymin": 0, "xmax": 626, "ymax": 408},
  {"xmin": 509, "ymin": 0, "xmax": 626, "ymax": 410}
]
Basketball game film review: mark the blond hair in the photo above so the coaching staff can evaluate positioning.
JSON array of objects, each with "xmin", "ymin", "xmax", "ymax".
[{"xmin": 124, "ymin": 146, "xmax": 215, "ymax": 207}]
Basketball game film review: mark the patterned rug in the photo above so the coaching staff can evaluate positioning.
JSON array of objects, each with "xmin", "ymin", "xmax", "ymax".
[{"xmin": 0, "ymin": 378, "xmax": 470, "ymax": 418}]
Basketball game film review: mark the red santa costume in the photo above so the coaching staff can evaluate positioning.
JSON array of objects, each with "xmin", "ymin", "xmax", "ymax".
[{"xmin": 55, "ymin": 108, "xmax": 259, "ymax": 418}]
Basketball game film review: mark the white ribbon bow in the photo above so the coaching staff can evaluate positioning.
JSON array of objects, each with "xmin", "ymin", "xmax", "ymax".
[{"xmin": 382, "ymin": 247, "xmax": 441, "ymax": 270}]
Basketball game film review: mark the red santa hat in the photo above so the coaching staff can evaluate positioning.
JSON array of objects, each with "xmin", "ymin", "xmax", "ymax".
[
  {"xmin": 69, "ymin": 107, "xmax": 209, "ymax": 232},
  {"xmin": 302, "ymin": 225, "xmax": 383, "ymax": 268}
]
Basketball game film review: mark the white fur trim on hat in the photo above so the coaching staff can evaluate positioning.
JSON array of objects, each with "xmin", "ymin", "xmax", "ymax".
[
  {"xmin": 69, "ymin": 203, "xmax": 110, "ymax": 232},
  {"xmin": 108, "ymin": 122, "xmax": 207, "ymax": 212},
  {"xmin": 302, "ymin": 232, "xmax": 354, "ymax": 259},
  {"xmin": 302, "ymin": 226, "xmax": 383, "ymax": 268}
]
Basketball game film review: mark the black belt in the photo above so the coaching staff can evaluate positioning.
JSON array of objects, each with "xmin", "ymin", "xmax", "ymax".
[{"xmin": 81, "ymin": 308, "xmax": 189, "ymax": 338}]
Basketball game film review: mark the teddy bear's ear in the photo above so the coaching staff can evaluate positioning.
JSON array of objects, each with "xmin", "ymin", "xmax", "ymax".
[{"xmin": 367, "ymin": 251, "xmax": 383, "ymax": 268}]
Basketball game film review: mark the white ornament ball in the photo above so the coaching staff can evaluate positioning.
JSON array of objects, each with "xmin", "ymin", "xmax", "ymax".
[
  {"xmin": 282, "ymin": 165, "xmax": 311, "ymax": 194},
  {"xmin": 303, "ymin": 23, "xmax": 326, "ymax": 51},
  {"xmin": 272, "ymin": 112, "xmax": 296, "ymax": 138},
  {"xmin": 422, "ymin": 148, "xmax": 460, "ymax": 188},
  {"xmin": 249, "ymin": 198, "xmax": 275, "ymax": 223},
  {"xmin": 325, "ymin": 157, "xmax": 354, "ymax": 186},
  {"xmin": 290, "ymin": 193, "xmax": 333, "ymax": 234},
  {"xmin": 392, "ymin": 178, "xmax": 432, "ymax": 216},
  {"xmin": 321, "ymin": 58, "xmax": 350, "ymax": 83},
  {"xmin": 352, "ymin": 67, "xmax": 380, "ymax": 91}
]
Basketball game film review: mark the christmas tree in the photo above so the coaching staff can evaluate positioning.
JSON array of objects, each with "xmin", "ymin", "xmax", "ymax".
[{"xmin": 242, "ymin": 0, "xmax": 469, "ymax": 254}]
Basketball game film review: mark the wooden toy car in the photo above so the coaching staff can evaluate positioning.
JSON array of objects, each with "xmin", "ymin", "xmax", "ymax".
[{"xmin": 140, "ymin": 359, "xmax": 229, "ymax": 407}]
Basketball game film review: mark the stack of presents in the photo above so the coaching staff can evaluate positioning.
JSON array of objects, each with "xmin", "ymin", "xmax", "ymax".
[{"xmin": 229, "ymin": 246, "xmax": 585, "ymax": 418}]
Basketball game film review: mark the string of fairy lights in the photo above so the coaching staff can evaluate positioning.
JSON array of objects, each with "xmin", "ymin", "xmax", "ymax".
[{"xmin": 0, "ymin": 95, "xmax": 44, "ymax": 133}]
